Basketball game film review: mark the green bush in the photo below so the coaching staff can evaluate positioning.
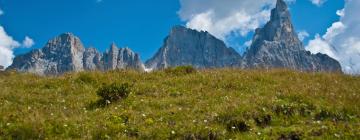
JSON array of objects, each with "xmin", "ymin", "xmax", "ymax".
[
  {"xmin": 164, "ymin": 66, "xmax": 197, "ymax": 75},
  {"xmin": 97, "ymin": 83, "xmax": 132, "ymax": 104},
  {"xmin": 226, "ymin": 119, "xmax": 250, "ymax": 132}
]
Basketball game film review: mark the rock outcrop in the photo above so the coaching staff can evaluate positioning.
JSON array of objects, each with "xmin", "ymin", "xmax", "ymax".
[
  {"xmin": 83, "ymin": 47, "xmax": 103, "ymax": 71},
  {"xmin": 103, "ymin": 43, "xmax": 145, "ymax": 71},
  {"xmin": 8, "ymin": 33, "xmax": 144, "ymax": 75},
  {"xmin": 145, "ymin": 26, "xmax": 242, "ymax": 70},
  {"xmin": 242, "ymin": 0, "xmax": 342, "ymax": 72}
]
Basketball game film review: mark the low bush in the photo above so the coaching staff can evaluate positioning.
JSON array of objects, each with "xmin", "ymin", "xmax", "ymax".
[
  {"xmin": 164, "ymin": 66, "xmax": 197, "ymax": 75},
  {"xmin": 226, "ymin": 119, "xmax": 250, "ymax": 132},
  {"xmin": 96, "ymin": 83, "xmax": 132, "ymax": 104}
]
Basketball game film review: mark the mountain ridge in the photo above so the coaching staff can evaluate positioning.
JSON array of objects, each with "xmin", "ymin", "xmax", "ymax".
[
  {"xmin": 7, "ymin": 0, "xmax": 342, "ymax": 75},
  {"xmin": 8, "ymin": 33, "xmax": 145, "ymax": 75}
]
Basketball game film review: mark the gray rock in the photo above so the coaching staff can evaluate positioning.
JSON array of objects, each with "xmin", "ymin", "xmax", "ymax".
[
  {"xmin": 8, "ymin": 33, "xmax": 144, "ymax": 75},
  {"xmin": 145, "ymin": 26, "xmax": 242, "ymax": 70},
  {"xmin": 0, "ymin": 65, "xmax": 4, "ymax": 71},
  {"xmin": 103, "ymin": 43, "xmax": 145, "ymax": 71},
  {"xmin": 8, "ymin": 33, "xmax": 85, "ymax": 75},
  {"xmin": 83, "ymin": 47, "xmax": 103, "ymax": 71},
  {"xmin": 242, "ymin": 0, "xmax": 342, "ymax": 72}
]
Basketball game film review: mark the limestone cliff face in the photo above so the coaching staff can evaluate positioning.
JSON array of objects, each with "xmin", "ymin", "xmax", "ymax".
[
  {"xmin": 145, "ymin": 26, "xmax": 242, "ymax": 70},
  {"xmin": 103, "ymin": 43, "xmax": 145, "ymax": 71},
  {"xmin": 242, "ymin": 0, "xmax": 342, "ymax": 72},
  {"xmin": 8, "ymin": 34, "xmax": 144, "ymax": 75},
  {"xmin": 83, "ymin": 47, "xmax": 103, "ymax": 71},
  {"xmin": 8, "ymin": 33, "xmax": 85, "ymax": 75}
]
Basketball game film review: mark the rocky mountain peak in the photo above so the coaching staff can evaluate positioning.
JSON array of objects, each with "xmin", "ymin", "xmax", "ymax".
[
  {"xmin": 275, "ymin": 0, "xmax": 289, "ymax": 15},
  {"xmin": 8, "ymin": 33, "xmax": 144, "ymax": 75},
  {"xmin": 242, "ymin": 0, "xmax": 342, "ymax": 72},
  {"xmin": 145, "ymin": 25, "xmax": 242, "ymax": 70}
]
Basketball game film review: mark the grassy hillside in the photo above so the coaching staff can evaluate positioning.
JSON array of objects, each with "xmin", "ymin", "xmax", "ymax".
[{"xmin": 0, "ymin": 68, "xmax": 359, "ymax": 139}]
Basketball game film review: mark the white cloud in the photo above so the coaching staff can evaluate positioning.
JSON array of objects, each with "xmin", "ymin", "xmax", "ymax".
[
  {"xmin": 0, "ymin": 9, "xmax": 3, "ymax": 16},
  {"xmin": 178, "ymin": 0, "xmax": 279, "ymax": 40},
  {"xmin": 244, "ymin": 40, "xmax": 252, "ymax": 47},
  {"xmin": 22, "ymin": 36, "xmax": 35, "ymax": 48},
  {"xmin": 298, "ymin": 30, "xmax": 309, "ymax": 41},
  {"xmin": 310, "ymin": 0, "xmax": 327, "ymax": 6},
  {"xmin": 306, "ymin": 0, "xmax": 360, "ymax": 74},
  {"xmin": 0, "ymin": 26, "xmax": 20, "ymax": 68},
  {"xmin": 306, "ymin": 34, "xmax": 338, "ymax": 60},
  {"xmin": 0, "ymin": 26, "xmax": 35, "ymax": 68}
]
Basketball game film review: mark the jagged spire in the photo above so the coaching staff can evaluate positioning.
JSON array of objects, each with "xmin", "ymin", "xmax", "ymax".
[
  {"xmin": 276, "ymin": 0, "xmax": 288, "ymax": 11},
  {"xmin": 110, "ymin": 42, "xmax": 118, "ymax": 52},
  {"xmin": 271, "ymin": 0, "xmax": 291, "ymax": 22}
]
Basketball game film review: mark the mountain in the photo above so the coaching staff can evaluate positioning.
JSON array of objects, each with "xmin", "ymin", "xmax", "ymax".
[
  {"xmin": 8, "ymin": 33, "xmax": 144, "ymax": 75},
  {"xmin": 242, "ymin": 0, "xmax": 342, "ymax": 72},
  {"xmin": 145, "ymin": 26, "xmax": 242, "ymax": 70},
  {"xmin": 103, "ymin": 43, "xmax": 145, "ymax": 71},
  {"xmin": 7, "ymin": 0, "xmax": 342, "ymax": 74}
]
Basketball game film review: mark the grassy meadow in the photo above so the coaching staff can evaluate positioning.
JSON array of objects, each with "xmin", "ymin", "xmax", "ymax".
[{"xmin": 0, "ymin": 68, "xmax": 359, "ymax": 139}]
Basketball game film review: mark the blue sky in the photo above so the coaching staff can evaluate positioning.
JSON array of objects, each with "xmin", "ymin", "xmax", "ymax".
[{"xmin": 2, "ymin": 0, "xmax": 359, "ymax": 73}]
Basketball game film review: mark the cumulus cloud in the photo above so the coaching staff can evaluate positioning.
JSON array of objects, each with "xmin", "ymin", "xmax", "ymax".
[
  {"xmin": 178, "ymin": 0, "xmax": 279, "ymax": 40},
  {"xmin": 0, "ymin": 26, "xmax": 21, "ymax": 68},
  {"xmin": 310, "ymin": 0, "xmax": 327, "ymax": 6},
  {"xmin": 23, "ymin": 36, "xmax": 35, "ymax": 48},
  {"xmin": 306, "ymin": 0, "xmax": 360, "ymax": 74},
  {"xmin": 298, "ymin": 31, "xmax": 309, "ymax": 41},
  {"xmin": 0, "ymin": 26, "xmax": 35, "ymax": 68}
]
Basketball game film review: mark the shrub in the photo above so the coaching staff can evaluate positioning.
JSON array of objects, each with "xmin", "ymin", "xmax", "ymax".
[
  {"xmin": 97, "ymin": 83, "xmax": 132, "ymax": 104},
  {"xmin": 254, "ymin": 114, "xmax": 272, "ymax": 127},
  {"xmin": 165, "ymin": 66, "xmax": 197, "ymax": 75},
  {"xmin": 226, "ymin": 119, "xmax": 250, "ymax": 132}
]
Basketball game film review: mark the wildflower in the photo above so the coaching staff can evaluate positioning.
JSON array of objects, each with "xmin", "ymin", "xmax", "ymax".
[
  {"xmin": 193, "ymin": 120, "xmax": 197, "ymax": 123},
  {"xmin": 171, "ymin": 130, "xmax": 176, "ymax": 134},
  {"xmin": 231, "ymin": 126, "xmax": 236, "ymax": 129},
  {"xmin": 114, "ymin": 107, "xmax": 118, "ymax": 110},
  {"xmin": 204, "ymin": 120, "xmax": 208, "ymax": 123},
  {"xmin": 142, "ymin": 114, "xmax": 146, "ymax": 117},
  {"xmin": 257, "ymin": 132, "xmax": 261, "ymax": 135},
  {"xmin": 28, "ymin": 106, "xmax": 31, "ymax": 110},
  {"xmin": 50, "ymin": 113, "xmax": 54, "ymax": 116},
  {"xmin": 334, "ymin": 133, "xmax": 340, "ymax": 137},
  {"xmin": 6, "ymin": 123, "xmax": 10, "ymax": 126},
  {"xmin": 178, "ymin": 107, "xmax": 182, "ymax": 111},
  {"xmin": 64, "ymin": 124, "xmax": 68, "ymax": 127}
]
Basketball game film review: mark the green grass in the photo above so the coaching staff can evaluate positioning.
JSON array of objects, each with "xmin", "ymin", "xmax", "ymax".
[{"xmin": 0, "ymin": 69, "xmax": 359, "ymax": 139}]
